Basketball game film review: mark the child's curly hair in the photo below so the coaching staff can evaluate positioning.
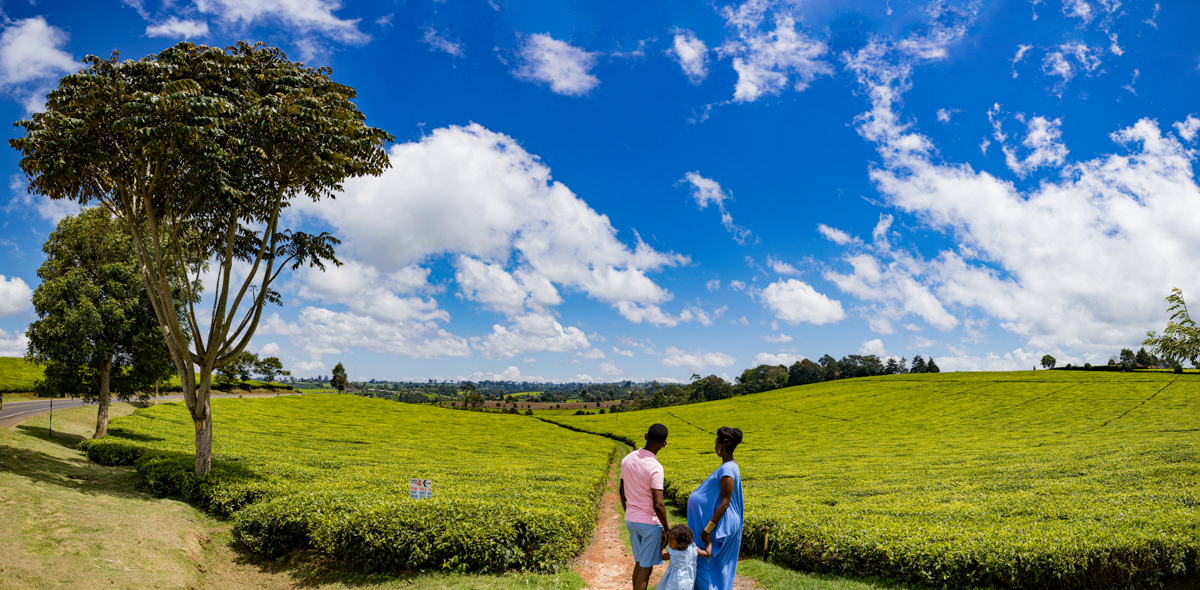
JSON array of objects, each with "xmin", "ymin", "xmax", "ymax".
[{"xmin": 668, "ymin": 524, "xmax": 693, "ymax": 546}]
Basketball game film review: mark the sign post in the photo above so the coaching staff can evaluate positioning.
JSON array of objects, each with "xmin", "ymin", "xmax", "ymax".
[{"xmin": 409, "ymin": 478, "xmax": 432, "ymax": 499}]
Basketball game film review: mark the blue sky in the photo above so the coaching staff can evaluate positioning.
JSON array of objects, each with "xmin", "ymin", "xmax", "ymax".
[{"xmin": 0, "ymin": 0, "xmax": 1198, "ymax": 383}]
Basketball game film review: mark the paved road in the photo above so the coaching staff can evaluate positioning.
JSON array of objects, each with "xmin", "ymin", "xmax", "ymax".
[{"xmin": 0, "ymin": 393, "xmax": 300, "ymax": 428}]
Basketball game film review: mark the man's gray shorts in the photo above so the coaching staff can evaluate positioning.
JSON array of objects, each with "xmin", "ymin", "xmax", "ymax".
[{"xmin": 625, "ymin": 520, "xmax": 664, "ymax": 567}]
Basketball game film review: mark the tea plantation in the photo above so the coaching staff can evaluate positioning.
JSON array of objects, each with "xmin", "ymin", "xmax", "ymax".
[
  {"xmin": 79, "ymin": 395, "xmax": 614, "ymax": 572},
  {"xmin": 548, "ymin": 371, "xmax": 1197, "ymax": 590}
]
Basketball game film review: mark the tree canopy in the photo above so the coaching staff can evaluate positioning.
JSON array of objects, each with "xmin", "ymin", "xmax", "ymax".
[
  {"xmin": 9, "ymin": 41, "xmax": 392, "ymax": 474},
  {"xmin": 330, "ymin": 362, "xmax": 348, "ymax": 393},
  {"xmin": 1143, "ymin": 289, "xmax": 1198, "ymax": 368}
]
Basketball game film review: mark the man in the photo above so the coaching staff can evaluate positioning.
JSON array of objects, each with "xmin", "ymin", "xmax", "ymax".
[{"xmin": 620, "ymin": 423, "xmax": 670, "ymax": 590}]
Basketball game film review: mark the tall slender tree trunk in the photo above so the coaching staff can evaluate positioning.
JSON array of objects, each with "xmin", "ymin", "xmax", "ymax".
[
  {"xmin": 95, "ymin": 358, "xmax": 111, "ymax": 439},
  {"xmin": 190, "ymin": 371, "xmax": 213, "ymax": 475}
]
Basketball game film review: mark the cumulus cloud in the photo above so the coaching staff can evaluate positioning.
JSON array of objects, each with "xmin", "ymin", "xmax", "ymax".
[
  {"xmin": 858, "ymin": 338, "xmax": 886, "ymax": 356},
  {"xmin": 422, "ymin": 25, "xmax": 464, "ymax": 56},
  {"xmin": 0, "ymin": 17, "xmax": 77, "ymax": 112},
  {"xmin": 612, "ymin": 347, "xmax": 634, "ymax": 357},
  {"xmin": 681, "ymin": 172, "xmax": 752, "ymax": 244},
  {"xmin": 258, "ymin": 342, "xmax": 281, "ymax": 355},
  {"xmin": 763, "ymin": 333, "xmax": 792, "ymax": 343},
  {"xmin": 1062, "ymin": 0, "xmax": 1095, "ymax": 24},
  {"xmin": 753, "ymin": 352, "xmax": 804, "ymax": 366},
  {"xmin": 993, "ymin": 110, "xmax": 1069, "ymax": 178},
  {"xmin": 706, "ymin": 279, "xmax": 720, "ymax": 291},
  {"xmin": 841, "ymin": 29, "xmax": 1200, "ymax": 356},
  {"xmin": 669, "ymin": 29, "xmax": 708, "ymax": 83},
  {"xmin": 760, "ymin": 278, "xmax": 846, "ymax": 325},
  {"xmin": 477, "ymin": 313, "xmax": 589, "ymax": 359},
  {"xmin": 1041, "ymin": 43, "xmax": 1103, "ymax": 94},
  {"xmin": 729, "ymin": 280, "xmax": 747, "ymax": 291},
  {"xmin": 0, "ymin": 275, "xmax": 32, "ymax": 317},
  {"xmin": 936, "ymin": 108, "xmax": 958, "ymax": 123},
  {"xmin": 718, "ymin": 10, "xmax": 832, "ymax": 103},
  {"xmin": 766, "ymin": 255, "xmax": 798, "ymax": 275},
  {"xmin": 661, "ymin": 346, "xmax": 737, "ymax": 372},
  {"xmin": 513, "ymin": 33, "xmax": 599, "ymax": 96},
  {"xmin": 1011, "ymin": 44, "xmax": 1031, "ymax": 78},
  {"xmin": 1174, "ymin": 115, "xmax": 1200, "ymax": 142},
  {"xmin": 194, "ymin": 0, "xmax": 369, "ymax": 47},
  {"xmin": 462, "ymin": 366, "xmax": 547, "ymax": 382},
  {"xmin": 145, "ymin": 17, "xmax": 210, "ymax": 38},
  {"xmin": 295, "ymin": 124, "xmax": 691, "ymax": 345},
  {"xmin": 259, "ymin": 308, "xmax": 471, "ymax": 361},
  {"xmin": 817, "ymin": 224, "xmax": 857, "ymax": 245},
  {"xmin": 599, "ymin": 362, "xmax": 623, "ymax": 376},
  {"xmin": 0, "ymin": 328, "xmax": 27, "ymax": 357}
]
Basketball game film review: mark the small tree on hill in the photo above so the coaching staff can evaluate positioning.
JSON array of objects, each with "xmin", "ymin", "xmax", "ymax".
[
  {"xmin": 256, "ymin": 356, "xmax": 285, "ymax": 383},
  {"xmin": 926, "ymin": 358, "xmax": 940, "ymax": 373},
  {"xmin": 1144, "ymin": 288, "xmax": 1200, "ymax": 368},
  {"xmin": 1040, "ymin": 355, "xmax": 1056, "ymax": 369},
  {"xmin": 910, "ymin": 356, "xmax": 928, "ymax": 373},
  {"xmin": 330, "ymin": 363, "xmax": 348, "ymax": 393}
]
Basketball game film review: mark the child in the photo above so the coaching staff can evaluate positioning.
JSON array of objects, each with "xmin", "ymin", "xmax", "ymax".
[{"xmin": 656, "ymin": 524, "xmax": 712, "ymax": 590}]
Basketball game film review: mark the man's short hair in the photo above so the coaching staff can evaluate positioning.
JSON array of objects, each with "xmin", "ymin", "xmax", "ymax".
[{"xmin": 646, "ymin": 423, "xmax": 668, "ymax": 442}]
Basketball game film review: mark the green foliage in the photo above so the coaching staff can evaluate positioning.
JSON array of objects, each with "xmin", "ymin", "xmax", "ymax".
[
  {"xmin": 1144, "ymin": 289, "xmax": 1200, "ymax": 367},
  {"xmin": 80, "ymin": 395, "xmax": 612, "ymax": 572},
  {"xmin": 1040, "ymin": 354, "xmax": 1056, "ymax": 369},
  {"xmin": 330, "ymin": 362, "xmax": 348, "ymax": 393},
  {"xmin": 547, "ymin": 372, "xmax": 1197, "ymax": 589}
]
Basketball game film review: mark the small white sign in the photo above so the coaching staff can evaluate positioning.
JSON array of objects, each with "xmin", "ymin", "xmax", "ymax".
[{"xmin": 409, "ymin": 478, "xmax": 433, "ymax": 499}]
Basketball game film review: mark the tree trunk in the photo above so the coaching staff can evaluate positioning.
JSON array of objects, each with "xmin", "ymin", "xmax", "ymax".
[
  {"xmin": 154, "ymin": 378, "xmax": 160, "ymax": 406},
  {"xmin": 95, "ymin": 359, "xmax": 111, "ymax": 439},
  {"xmin": 191, "ymin": 371, "xmax": 213, "ymax": 475}
]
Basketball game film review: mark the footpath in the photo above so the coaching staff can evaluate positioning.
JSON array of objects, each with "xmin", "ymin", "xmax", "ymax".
[{"xmin": 573, "ymin": 449, "xmax": 760, "ymax": 590}]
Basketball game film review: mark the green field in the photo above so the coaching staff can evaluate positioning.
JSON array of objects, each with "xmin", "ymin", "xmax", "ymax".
[
  {"xmin": 0, "ymin": 357, "xmax": 43, "ymax": 393},
  {"xmin": 547, "ymin": 371, "xmax": 1197, "ymax": 590},
  {"xmin": 80, "ymin": 395, "xmax": 614, "ymax": 572}
]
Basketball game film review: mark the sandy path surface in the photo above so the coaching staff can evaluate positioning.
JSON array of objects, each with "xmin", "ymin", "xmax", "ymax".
[{"xmin": 574, "ymin": 452, "xmax": 760, "ymax": 590}]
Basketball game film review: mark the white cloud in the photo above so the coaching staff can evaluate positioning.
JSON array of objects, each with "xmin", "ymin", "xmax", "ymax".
[
  {"xmin": 194, "ymin": 0, "xmax": 369, "ymax": 46},
  {"xmin": 1041, "ymin": 43, "xmax": 1103, "ymax": 94},
  {"xmin": 0, "ymin": 17, "xmax": 77, "ymax": 112},
  {"xmin": 936, "ymin": 108, "xmax": 957, "ymax": 123},
  {"xmin": 477, "ymin": 313, "xmax": 589, "ymax": 360},
  {"xmin": 260, "ymin": 307, "xmax": 471, "ymax": 361},
  {"xmin": 0, "ymin": 275, "xmax": 32, "ymax": 317},
  {"xmin": 706, "ymin": 279, "xmax": 720, "ymax": 292},
  {"xmin": 293, "ymin": 360, "xmax": 326, "ymax": 373},
  {"xmin": 766, "ymin": 255, "xmax": 798, "ymax": 275},
  {"xmin": 259, "ymin": 342, "xmax": 281, "ymax": 355},
  {"xmin": 422, "ymin": 25, "xmax": 464, "ymax": 56},
  {"xmin": 753, "ymin": 352, "xmax": 804, "ymax": 366},
  {"xmin": 661, "ymin": 346, "xmax": 736, "ymax": 372},
  {"xmin": 681, "ymin": 172, "xmax": 752, "ymax": 244},
  {"xmin": 732, "ymin": 316, "xmax": 749, "ymax": 326},
  {"xmin": 844, "ymin": 34, "xmax": 1200, "ymax": 356},
  {"xmin": 0, "ymin": 329, "xmax": 27, "ymax": 356},
  {"xmin": 296, "ymin": 123, "xmax": 691, "ymax": 336},
  {"xmin": 1108, "ymin": 33, "xmax": 1123, "ymax": 56},
  {"xmin": 719, "ymin": 14, "xmax": 832, "ymax": 102},
  {"xmin": 763, "ymin": 333, "xmax": 792, "ymax": 343},
  {"xmin": 760, "ymin": 279, "xmax": 846, "ymax": 326},
  {"xmin": 576, "ymin": 348, "xmax": 606, "ymax": 359},
  {"xmin": 817, "ymin": 224, "xmax": 856, "ymax": 245},
  {"xmin": 1144, "ymin": 3, "xmax": 1160, "ymax": 29},
  {"xmin": 858, "ymin": 338, "xmax": 886, "ymax": 356},
  {"xmin": 1062, "ymin": 0, "xmax": 1095, "ymax": 24},
  {"xmin": 1000, "ymin": 114, "xmax": 1069, "ymax": 178},
  {"xmin": 669, "ymin": 29, "xmax": 708, "ymax": 84},
  {"xmin": 911, "ymin": 336, "xmax": 937, "ymax": 348},
  {"xmin": 934, "ymin": 347, "xmax": 1047, "ymax": 372},
  {"xmin": 1011, "ymin": 44, "xmax": 1031, "ymax": 78},
  {"xmin": 523, "ymin": 357, "xmax": 536, "ymax": 364},
  {"xmin": 9, "ymin": 175, "xmax": 79, "ymax": 222},
  {"xmin": 729, "ymin": 280, "xmax": 747, "ymax": 291},
  {"xmin": 463, "ymin": 366, "xmax": 546, "ymax": 382},
  {"xmin": 1173, "ymin": 115, "xmax": 1200, "ymax": 142},
  {"xmin": 145, "ymin": 17, "xmax": 210, "ymax": 38},
  {"xmin": 612, "ymin": 347, "xmax": 635, "ymax": 357},
  {"xmin": 599, "ymin": 362, "xmax": 623, "ymax": 376},
  {"xmin": 513, "ymin": 33, "xmax": 599, "ymax": 96}
]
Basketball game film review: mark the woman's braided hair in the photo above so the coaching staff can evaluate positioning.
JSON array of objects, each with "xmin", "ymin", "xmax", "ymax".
[{"xmin": 716, "ymin": 426, "xmax": 743, "ymax": 452}]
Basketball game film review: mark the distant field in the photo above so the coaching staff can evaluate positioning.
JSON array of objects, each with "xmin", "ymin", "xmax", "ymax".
[
  {"xmin": 0, "ymin": 357, "xmax": 42, "ymax": 393},
  {"xmin": 81, "ymin": 395, "xmax": 614, "ymax": 572},
  {"xmin": 546, "ymin": 371, "xmax": 1197, "ymax": 590}
]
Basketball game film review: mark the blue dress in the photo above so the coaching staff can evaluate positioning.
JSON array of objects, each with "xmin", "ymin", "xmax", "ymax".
[{"xmin": 686, "ymin": 461, "xmax": 743, "ymax": 590}]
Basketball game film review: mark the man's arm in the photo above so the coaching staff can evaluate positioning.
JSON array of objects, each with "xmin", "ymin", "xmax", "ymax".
[
  {"xmin": 652, "ymin": 488, "xmax": 669, "ymax": 544},
  {"xmin": 619, "ymin": 479, "xmax": 627, "ymax": 513}
]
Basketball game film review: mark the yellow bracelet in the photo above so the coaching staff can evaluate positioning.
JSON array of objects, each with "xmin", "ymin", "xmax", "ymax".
[{"xmin": 704, "ymin": 521, "xmax": 716, "ymax": 533}]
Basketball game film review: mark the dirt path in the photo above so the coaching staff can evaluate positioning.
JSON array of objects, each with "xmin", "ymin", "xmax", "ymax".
[{"xmin": 574, "ymin": 451, "xmax": 760, "ymax": 590}]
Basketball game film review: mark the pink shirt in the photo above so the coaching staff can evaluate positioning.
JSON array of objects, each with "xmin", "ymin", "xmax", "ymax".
[{"xmin": 620, "ymin": 448, "xmax": 665, "ymax": 525}]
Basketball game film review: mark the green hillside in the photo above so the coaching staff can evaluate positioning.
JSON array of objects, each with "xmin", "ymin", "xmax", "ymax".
[
  {"xmin": 0, "ymin": 357, "xmax": 42, "ymax": 393},
  {"xmin": 547, "ymin": 371, "xmax": 1197, "ymax": 589}
]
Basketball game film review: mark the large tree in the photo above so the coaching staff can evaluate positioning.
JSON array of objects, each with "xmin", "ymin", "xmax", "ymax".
[
  {"xmin": 25, "ymin": 207, "xmax": 172, "ymax": 438},
  {"xmin": 11, "ymin": 42, "xmax": 391, "ymax": 474}
]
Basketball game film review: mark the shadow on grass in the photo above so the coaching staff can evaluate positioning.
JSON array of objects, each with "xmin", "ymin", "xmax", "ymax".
[
  {"xmin": 15, "ymin": 423, "xmax": 86, "ymax": 449},
  {"xmin": 0, "ymin": 434, "xmax": 147, "ymax": 500}
]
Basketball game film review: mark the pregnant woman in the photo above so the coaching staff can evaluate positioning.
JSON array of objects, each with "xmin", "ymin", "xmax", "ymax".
[{"xmin": 687, "ymin": 426, "xmax": 744, "ymax": 590}]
